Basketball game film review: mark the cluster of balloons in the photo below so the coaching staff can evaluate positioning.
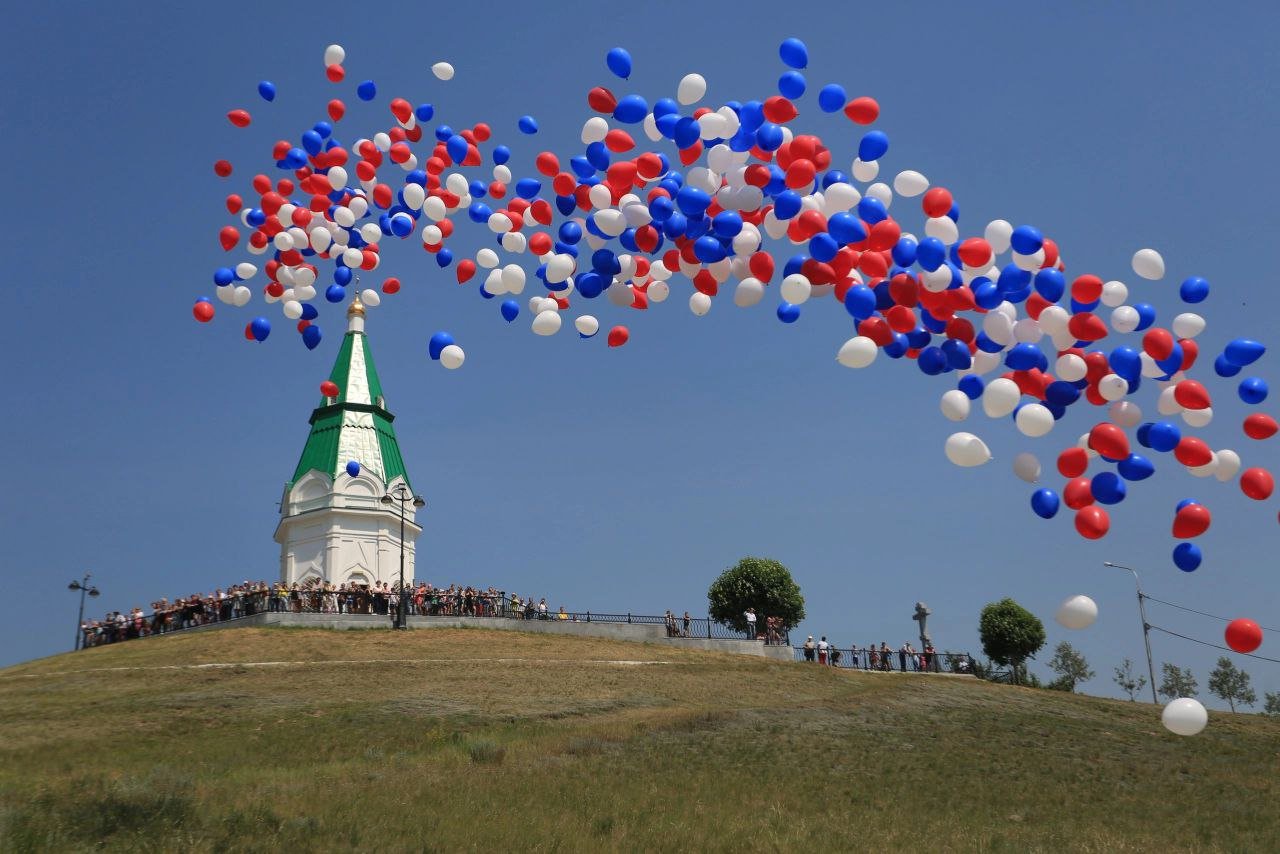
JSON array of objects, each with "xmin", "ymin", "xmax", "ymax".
[{"xmin": 198, "ymin": 39, "xmax": 1274, "ymax": 577}]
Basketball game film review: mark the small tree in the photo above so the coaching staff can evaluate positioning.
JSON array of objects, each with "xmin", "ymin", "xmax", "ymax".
[
  {"xmin": 707, "ymin": 557, "xmax": 805, "ymax": 635},
  {"xmin": 1264, "ymin": 691, "xmax": 1280, "ymax": 717},
  {"xmin": 1112, "ymin": 659, "xmax": 1148, "ymax": 702},
  {"xmin": 978, "ymin": 598, "xmax": 1046, "ymax": 684},
  {"xmin": 1208, "ymin": 656, "xmax": 1256, "ymax": 713},
  {"xmin": 1047, "ymin": 642, "xmax": 1094, "ymax": 693},
  {"xmin": 1158, "ymin": 663, "xmax": 1198, "ymax": 701}
]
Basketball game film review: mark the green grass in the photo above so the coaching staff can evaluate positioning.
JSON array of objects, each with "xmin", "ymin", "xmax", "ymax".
[{"xmin": 1, "ymin": 627, "xmax": 1278, "ymax": 852}]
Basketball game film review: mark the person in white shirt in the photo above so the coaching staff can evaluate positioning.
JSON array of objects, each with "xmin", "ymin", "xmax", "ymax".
[
  {"xmin": 744, "ymin": 607, "xmax": 757, "ymax": 639},
  {"xmin": 817, "ymin": 636, "xmax": 829, "ymax": 665}
]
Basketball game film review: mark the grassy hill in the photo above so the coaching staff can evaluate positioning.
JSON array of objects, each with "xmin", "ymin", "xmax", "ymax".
[{"xmin": 2, "ymin": 627, "xmax": 1277, "ymax": 852}]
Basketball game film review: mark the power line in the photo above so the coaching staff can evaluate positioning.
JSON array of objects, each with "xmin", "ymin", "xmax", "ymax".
[
  {"xmin": 1148, "ymin": 623, "xmax": 1280, "ymax": 665},
  {"xmin": 1142, "ymin": 593, "xmax": 1280, "ymax": 634}
]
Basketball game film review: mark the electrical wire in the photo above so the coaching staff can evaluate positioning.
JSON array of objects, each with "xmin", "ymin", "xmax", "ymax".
[
  {"xmin": 1148, "ymin": 623, "xmax": 1280, "ymax": 665},
  {"xmin": 1142, "ymin": 593, "xmax": 1280, "ymax": 634}
]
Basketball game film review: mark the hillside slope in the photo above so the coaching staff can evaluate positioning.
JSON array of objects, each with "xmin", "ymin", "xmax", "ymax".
[{"xmin": 2, "ymin": 627, "xmax": 1277, "ymax": 852}]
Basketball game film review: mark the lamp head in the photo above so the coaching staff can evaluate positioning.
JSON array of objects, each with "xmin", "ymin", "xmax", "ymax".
[
  {"xmin": 89, "ymin": 588, "xmax": 100, "ymax": 597},
  {"xmin": 68, "ymin": 582, "xmax": 80, "ymax": 591},
  {"xmin": 380, "ymin": 494, "xmax": 393, "ymax": 505},
  {"xmin": 412, "ymin": 496, "xmax": 426, "ymax": 508}
]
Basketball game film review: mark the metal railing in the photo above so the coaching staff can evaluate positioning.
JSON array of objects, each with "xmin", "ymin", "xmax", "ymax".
[
  {"xmin": 76, "ymin": 590, "xmax": 790, "ymax": 649},
  {"xmin": 793, "ymin": 646, "xmax": 975, "ymax": 675}
]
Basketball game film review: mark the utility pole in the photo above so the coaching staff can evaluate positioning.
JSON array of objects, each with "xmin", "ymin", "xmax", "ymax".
[{"xmin": 1104, "ymin": 561, "xmax": 1159, "ymax": 703}]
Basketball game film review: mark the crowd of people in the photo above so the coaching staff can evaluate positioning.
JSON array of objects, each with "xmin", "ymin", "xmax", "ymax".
[
  {"xmin": 799, "ymin": 636, "xmax": 970, "ymax": 672},
  {"xmin": 77, "ymin": 578, "xmax": 573, "ymax": 648}
]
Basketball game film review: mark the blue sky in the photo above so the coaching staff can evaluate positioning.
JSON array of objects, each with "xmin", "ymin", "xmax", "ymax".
[{"xmin": 3, "ymin": 2, "xmax": 1278, "ymax": 708}]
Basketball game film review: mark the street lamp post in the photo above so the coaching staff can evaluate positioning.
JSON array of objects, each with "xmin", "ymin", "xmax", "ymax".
[
  {"xmin": 381, "ymin": 485, "xmax": 425, "ymax": 630},
  {"xmin": 67, "ymin": 573, "xmax": 100, "ymax": 651},
  {"xmin": 1104, "ymin": 561, "xmax": 1159, "ymax": 704}
]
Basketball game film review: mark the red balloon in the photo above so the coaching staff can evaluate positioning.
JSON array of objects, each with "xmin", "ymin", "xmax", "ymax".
[
  {"xmin": 1174, "ymin": 436, "xmax": 1213, "ymax": 467},
  {"xmin": 1172, "ymin": 503, "xmax": 1212, "ymax": 539},
  {"xmin": 1173, "ymin": 380, "xmax": 1211, "ymax": 410},
  {"xmin": 1074, "ymin": 505, "xmax": 1110, "ymax": 540},
  {"xmin": 320, "ymin": 381, "xmax": 339, "ymax": 398},
  {"xmin": 225, "ymin": 194, "xmax": 242, "ymax": 214},
  {"xmin": 1088, "ymin": 423, "xmax": 1130, "ymax": 460},
  {"xmin": 226, "ymin": 109, "xmax": 251, "ymax": 128},
  {"xmin": 956, "ymin": 238, "xmax": 992, "ymax": 268},
  {"xmin": 456, "ymin": 259, "xmax": 476, "ymax": 284},
  {"xmin": 1064, "ymin": 477, "xmax": 1095, "ymax": 510},
  {"xmin": 219, "ymin": 226, "xmax": 239, "ymax": 251},
  {"xmin": 762, "ymin": 96, "xmax": 798, "ymax": 123},
  {"xmin": 749, "ymin": 251, "xmax": 775, "ymax": 282},
  {"xmin": 1142, "ymin": 328, "xmax": 1175, "ymax": 360},
  {"xmin": 1070, "ymin": 275, "xmax": 1103, "ymax": 304},
  {"xmin": 325, "ymin": 63, "xmax": 345, "ymax": 83},
  {"xmin": 1057, "ymin": 447, "xmax": 1089, "ymax": 478},
  {"xmin": 604, "ymin": 129, "xmax": 635, "ymax": 153},
  {"xmin": 607, "ymin": 326, "xmax": 629, "ymax": 348},
  {"xmin": 382, "ymin": 277, "xmax": 401, "ymax": 295},
  {"xmin": 1225, "ymin": 619, "xmax": 1263, "ymax": 654},
  {"xmin": 1240, "ymin": 467, "xmax": 1275, "ymax": 501},
  {"xmin": 213, "ymin": 160, "xmax": 233, "ymax": 177},
  {"xmin": 192, "ymin": 301, "xmax": 214, "ymax": 323},
  {"xmin": 1243, "ymin": 413, "xmax": 1278, "ymax": 440},
  {"xmin": 921, "ymin": 188, "xmax": 953, "ymax": 218},
  {"xmin": 843, "ymin": 96, "xmax": 879, "ymax": 125},
  {"xmin": 587, "ymin": 87, "xmax": 618, "ymax": 113},
  {"xmin": 1067, "ymin": 312, "xmax": 1108, "ymax": 342},
  {"xmin": 327, "ymin": 99, "xmax": 345, "ymax": 121}
]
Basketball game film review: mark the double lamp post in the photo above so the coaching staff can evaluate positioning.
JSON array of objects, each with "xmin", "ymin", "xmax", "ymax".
[
  {"xmin": 67, "ymin": 572, "xmax": 100, "ymax": 651},
  {"xmin": 381, "ymin": 484, "xmax": 425, "ymax": 630}
]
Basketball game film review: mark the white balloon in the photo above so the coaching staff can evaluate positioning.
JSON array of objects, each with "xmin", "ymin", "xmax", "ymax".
[
  {"xmin": 1013, "ymin": 452, "xmax": 1041, "ymax": 483},
  {"xmin": 971, "ymin": 350, "xmax": 1002, "ymax": 375},
  {"xmin": 1162, "ymin": 698, "xmax": 1208, "ymax": 736},
  {"xmin": 501, "ymin": 264, "xmax": 526, "ymax": 294},
  {"xmin": 1188, "ymin": 453, "xmax": 1218, "ymax": 478},
  {"xmin": 1109, "ymin": 401, "xmax": 1143, "ymax": 428},
  {"xmin": 282, "ymin": 300, "xmax": 303, "ymax": 320},
  {"xmin": 1012, "ymin": 318, "xmax": 1044, "ymax": 344},
  {"xmin": 677, "ymin": 73, "xmax": 707, "ymax": 105},
  {"xmin": 431, "ymin": 62, "xmax": 455, "ymax": 81},
  {"xmin": 581, "ymin": 116, "xmax": 608, "ymax": 144},
  {"xmin": 324, "ymin": 44, "xmax": 345, "ymax": 66},
  {"xmin": 647, "ymin": 281, "xmax": 670, "ymax": 303},
  {"xmin": 982, "ymin": 312, "xmax": 1014, "ymax": 345},
  {"xmin": 1055, "ymin": 595, "xmax": 1098, "ymax": 630},
  {"xmin": 215, "ymin": 284, "xmax": 236, "ymax": 305},
  {"xmin": 574, "ymin": 315, "xmax": 599, "ymax": 337},
  {"xmin": 924, "ymin": 216, "xmax": 959, "ymax": 245},
  {"xmin": 1012, "ymin": 249, "xmax": 1046, "ymax": 271},
  {"xmin": 476, "ymin": 248, "xmax": 499, "ymax": 269},
  {"xmin": 689, "ymin": 292, "xmax": 712, "ymax": 316},
  {"xmin": 1215, "ymin": 450, "xmax": 1241, "ymax": 482},
  {"xmin": 851, "ymin": 158, "xmax": 878, "ymax": 182},
  {"xmin": 1016, "ymin": 403, "xmax": 1055, "ymax": 438},
  {"xmin": 1182, "ymin": 406, "xmax": 1213, "ymax": 428},
  {"xmin": 1098, "ymin": 374, "xmax": 1129, "ymax": 402},
  {"xmin": 866, "ymin": 182, "xmax": 893, "ymax": 207},
  {"xmin": 836, "ymin": 336, "xmax": 877, "ymax": 369},
  {"xmin": 232, "ymin": 286, "xmax": 252, "ymax": 307},
  {"xmin": 359, "ymin": 289, "xmax": 380, "ymax": 307},
  {"xmin": 780, "ymin": 274, "xmax": 811, "ymax": 305},
  {"xmin": 439, "ymin": 344, "xmax": 465, "ymax": 369},
  {"xmin": 944, "ymin": 432, "xmax": 992, "ymax": 468},
  {"xmin": 1056, "ymin": 354, "xmax": 1088, "ymax": 382},
  {"xmin": 984, "ymin": 220, "xmax": 1013, "ymax": 255},
  {"xmin": 234, "ymin": 262, "xmax": 258, "ymax": 281},
  {"xmin": 1101, "ymin": 280, "xmax": 1129, "ymax": 308},
  {"xmin": 893, "ymin": 170, "xmax": 928, "ymax": 197},
  {"xmin": 734, "ymin": 278, "xmax": 765, "ymax": 307},
  {"xmin": 1110, "ymin": 305, "xmax": 1140, "ymax": 334},
  {"xmin": 531, "ymin": 310, "xmax": 561, "ymax": 336},
  {"xmin": 982, "ymin": 378, "xmax": 1021, "ymax": 418},
  {"xmin": 940, "ymin": 390, "xmax": 971, "ymax": 422},
  {"xmin": 1157, "ymin": 386, "xmax": 1183, "ymax": 415},
  {"xmin": 607, "ymin": 283, "xmax": 633, "ymax": 307},
  {"xmin": 327, "ymin": 166, "xmax": 348, "ymax": 191},
  {"xmin": 1132, "ymin": 248, "xmax": 1165, "ymax": 280},
  {"xmin": 1172, "ymin": 312, "xmax": 1205, "ymax": 339}
]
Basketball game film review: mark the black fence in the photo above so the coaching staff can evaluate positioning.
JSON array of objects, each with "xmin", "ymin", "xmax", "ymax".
[
  {"xmin": 794, "ymin": 646, "xmax": 975, "ymax": 675},
  {"xmin": 77, "ymin": 589, "xmax": 789, "ymax": 649}
]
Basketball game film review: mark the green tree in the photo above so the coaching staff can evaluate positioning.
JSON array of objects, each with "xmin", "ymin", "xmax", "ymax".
[
  {"xmin": 1158, "ymin": 663, "xmax": 1198, "ymax": 701},
  {"xmin": 707, "ymin": 557, "xmax": 805, "ymax": 635},
  {"xmin": 1047, "ymin": 642, "xmax": 1094, "ymax": 692},
  {"xmin": 1112, "ymin": 658, "xmax": 1147, "ymax": 702},
  {"xmin": 1208, "ymin": 656, "xmax": 1257, "ymax": 713},
  {"xmin": 978, "ymin": 598, "xmax": 1046, "ymax": 684},
  {"xmin": 1264, "ymin": 691, "xmax": 1280, "ymax": 717}
]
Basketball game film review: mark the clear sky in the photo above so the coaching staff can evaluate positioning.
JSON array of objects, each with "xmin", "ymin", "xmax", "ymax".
[{"xmin": 3, "ymin": 2, "xmax": 1278, "ymax": 709}]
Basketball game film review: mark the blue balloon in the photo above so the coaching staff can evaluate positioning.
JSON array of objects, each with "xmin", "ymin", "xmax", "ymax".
[
  {"xmin": 214, "ymin": 267, "xmax": 235, "ymax": 286},
  {"xmin": 778, "ymin": 71, "xmax": 806, "ymax": 99},
  {"xmin": 606, "ymin": 47, "xmax": 632, "ymax": 79},
  {"xmin": 1213, "ymin": 353, "xmax": 1242, "ymax": 377},
  {"xmin": 302, "ymin": 324, "xmax": 322, "ymax": 350},
  {"xmin": 1176, "ymin": 498, "xmax": 1200, "ymax": 514},
  {"xmin": 892, "ymin": 236, "xmax": 918, "ymax": 268},
  {"xmin": 777, "ymin": 302, "xmax": 801, "ymax": 323},
  {"xmin": 258, "ymin": 80, "xmax": 276, "ymax": 101},
  {"xmin": 1239, "ymin": 376, "xmax": 1269, "ymax": 404},
  {"xmin": 773, "ymin": 190, "xmax": 802, "ymax": 220},
  {"xmin": 808, "ymin": 233, "xmax": 838, "ymax": 262},
  {"xmin": 390, "ymin": 213, "xmax": 414, "ymax": 237},
  {"xmin": 693, "ymin": 236, "xmax": 726, "ymax": 263},
  {"xmin": 250, "ymin": 317, "xmax": 271, "ymax": 342},
  {"xmin": 1224, "ymin": 338, "xmax": 1266, "ymax": 367},
  {"xmin": 857, "ymin": 197, "xmax": 887, "ymax": 224},
  {"xmin": 346, "ymin": 460, "xmax": 361, "ymax": 478},
  {"xmin": 612, "ymin": 95, "xmax": 648, "ymax": 124},
  {"xmin": 712, "ymin": 211, "xmax": 743, "ymax": 237},
  {"xmin": 1045, "ymin": 380, "xmax": 1081, "ymax": 407},
  {"xmin": 755, "ymin": 122, "xmax": 785, "ymax": 151},
  {"xmin": 917, "ymin": 346, "xmax": 948, "ymax": 376},
  {"xmin": 973, "ymin": 280, "xmax": 1002, "ymax": 310},
  {"xmin": 500, "ymin": 300, "xmax": 519, "ymax": 323},
  {"xmin": 428, "ymin": 331, "xmax": 455, "ymax": 361},
  {"xmin": 436, "ymin": 248, "xmax": 453, "ymax": 268},
  {"xmin": 356, "ymin": 80, "xmax": 376, "ymax": 101},
  {"xmin": 1033, "ymin": 268, "xmax": 1065, "ymax": 303},
  {"xmin": 1132, "ymin": 302, "xmax": 1157, "ymax": 331},
  {"xmin": 779, "ymin": 37, "xmax": 809, "ymax": 69},
  {"xmin": 1005, "ymin": 343, "xmax": 1043, "ymax": 371},
  {"xmin": 1172, "ymin": 543, "xmax": 1202, "ymax": 572},
  {"xmin": 325, "ymin": 284, "xmax": 346, "ymax": 303},
  {"xmin": 675, "ymin": 186, "xmax": 712, "ymax": 216},
  {"xmin": 857, "ymin": 131, "xmax": 889, "ymax": 162},
  {"xmin": 1148, "ymin": 421, "xmax": 1182, "ymax": 452},
  {"xmin": 300, "ymin": 303, "xmax": 319, "ymax": 321},
  {"xmin": 1108, "ymin": 346, "xmax": 1142, "ymax": 381},
  {"xmin": 916, "ymin": 237, "xmax": 947, "ymax": 272},
  {"xmin": 1179, "ymin": 276, "xmax": 1209, "ymax": 304},
  {"xmin": 1009, "ymin": 225, "xmax": 1043, "ymax": 255},
  {"xmin": 415, "ymin": 103, "xmax": 435, "ymax": 122},
  {"xmin": 1091, "ymin": 472, "xmax": 1127, "ymax": 505},
  {"xmin": 844, "ymin": 285, "xmax": 877, "ymax": 320},
  {"xmin": 1116, "ymin": 454, "xmax": 1156, "ymax": 482},
  {"xmin": 576, "ymin": 272, "xmax": 605, "ymax": 299},
  {"xmin": 959, "ymin": 375, "xmax": 985, "ymax": 400},
  {"xmin": 518, "ymin": 115, "xmax": 539, "ymax": 134},
  {"xmin": 817, "ymin": 84, "xmax": 846, "ymax": 113},
  {"xmin": 941, "ymin": 339, "xmax": 972, "ymax": 370},
  {"xmin": 1031, "ymin": 489, "xmax": 1060, "ymax": 519}
]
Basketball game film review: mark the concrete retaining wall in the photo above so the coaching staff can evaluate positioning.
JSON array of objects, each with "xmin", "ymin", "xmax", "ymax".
[{"xmin": 181, "ymin": 611, "xmax": 794, "ymax": 660}]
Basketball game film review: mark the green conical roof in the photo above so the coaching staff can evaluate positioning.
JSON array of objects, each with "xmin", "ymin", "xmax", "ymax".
[{"xmin": 290, "ymin": 301, "xmax": 410, "ymax": 488}]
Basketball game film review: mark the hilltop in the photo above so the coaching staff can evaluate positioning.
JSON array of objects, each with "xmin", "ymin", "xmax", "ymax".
[{"xmin": 1, "ymin": 627, "xmax": 1277, "ymax": 851}]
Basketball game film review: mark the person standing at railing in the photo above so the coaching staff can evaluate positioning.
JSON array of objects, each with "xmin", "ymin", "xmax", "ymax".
[
  {"xmin": 817, "ymin": 636, "xmax": 829, "ymax": 665},
  {"xmin": 682, "ymin": 611, "xmax": 691, "ymax": 638},
  {"xmin": 803, "ymin": 636, "xmax": 816, "ymax": 662},
  {"xmin": 744, "ymin": 607, "xmax": 757, "ymax": 640}
]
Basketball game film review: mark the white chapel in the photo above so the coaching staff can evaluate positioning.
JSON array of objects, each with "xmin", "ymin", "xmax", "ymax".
[{"xmin": 274, "ymin": 297, "xmax": 422, "ymax": 587}]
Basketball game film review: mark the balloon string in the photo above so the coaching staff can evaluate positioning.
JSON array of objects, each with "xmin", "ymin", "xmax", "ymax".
[
  {"xmin": 1142, "ymin": 594, "xmax": 1280, "ymax": 634},
  {"xmin": 1147, "ymin": 623, "xmax": 1280, "ymax": 665}
]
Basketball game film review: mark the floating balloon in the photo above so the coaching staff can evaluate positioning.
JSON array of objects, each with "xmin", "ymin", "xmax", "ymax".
[
  {"xmin": 1031, "ymin": 488, "xmax": 1060, "ymax": 519},
  {"xmin": 945, "ymin": 432, "xmax": 991, "ymax": 468},
  {"xmin": 320, "ymin": 380, "xmax": 339, "ymax": 397},
  {"xmin": 1013, "ymin": 452, "xmax": 1041, "ymax": 483},
  {"xmin": 345, "ymin": 460, "xmax": 360, "ymax": 477},
  {"xmin": 1131, "ymin": 248, "xmax": 1165, "ymax": 280},
  {"xmin": 428, "ymin": 331, "xmax": 455, "ymax": 360},
  {"xmin": 1225, "ymin": 618, "xmax": 1263, "ymax": 653},
  {"xmin": 193, "ymin": 300, "xmax": 215, "ymax": 323},
  {"xmin": 440, "ymin": 344, "xmax": 465, "ymax": 369},
  {"xmin": 431, "ymin": 62, "xmax": 454, "ymax": 81},
  {"xmin": 1240, "ymin": 467, "xmax": 1274, "ymax": 501},
  {"xmin": 607, "ymin": 325, "xmax": 629, "ymax": 347},
  {"xmin": 1162, "ymin": 698, "xmax": 1208, "ymax": 736},
  {"xmin": 1172, "ymin": 502, "xmax": 1212, "ymax": 538},
  {"xmin": 1074, "ymin": 505, "xmax": 1110, "ymax": 539},
  {"xmin": 1172, "ymin": 542, "xmax": 1202, "ymax": 572},
  {"xmin": 1055, "ymin": 595, "xmax": 1098, "ymax": 630}
]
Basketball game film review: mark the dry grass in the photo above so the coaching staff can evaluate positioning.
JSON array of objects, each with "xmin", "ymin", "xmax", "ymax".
[{"xmin": 2, "ymin": 627, "xmax": 1278, "ymax": 852}]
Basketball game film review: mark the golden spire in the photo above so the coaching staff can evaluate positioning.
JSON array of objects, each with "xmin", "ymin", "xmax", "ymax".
[{"xmin": 347, "ymin": 294, "xmax": 365, "ymax": 318}]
